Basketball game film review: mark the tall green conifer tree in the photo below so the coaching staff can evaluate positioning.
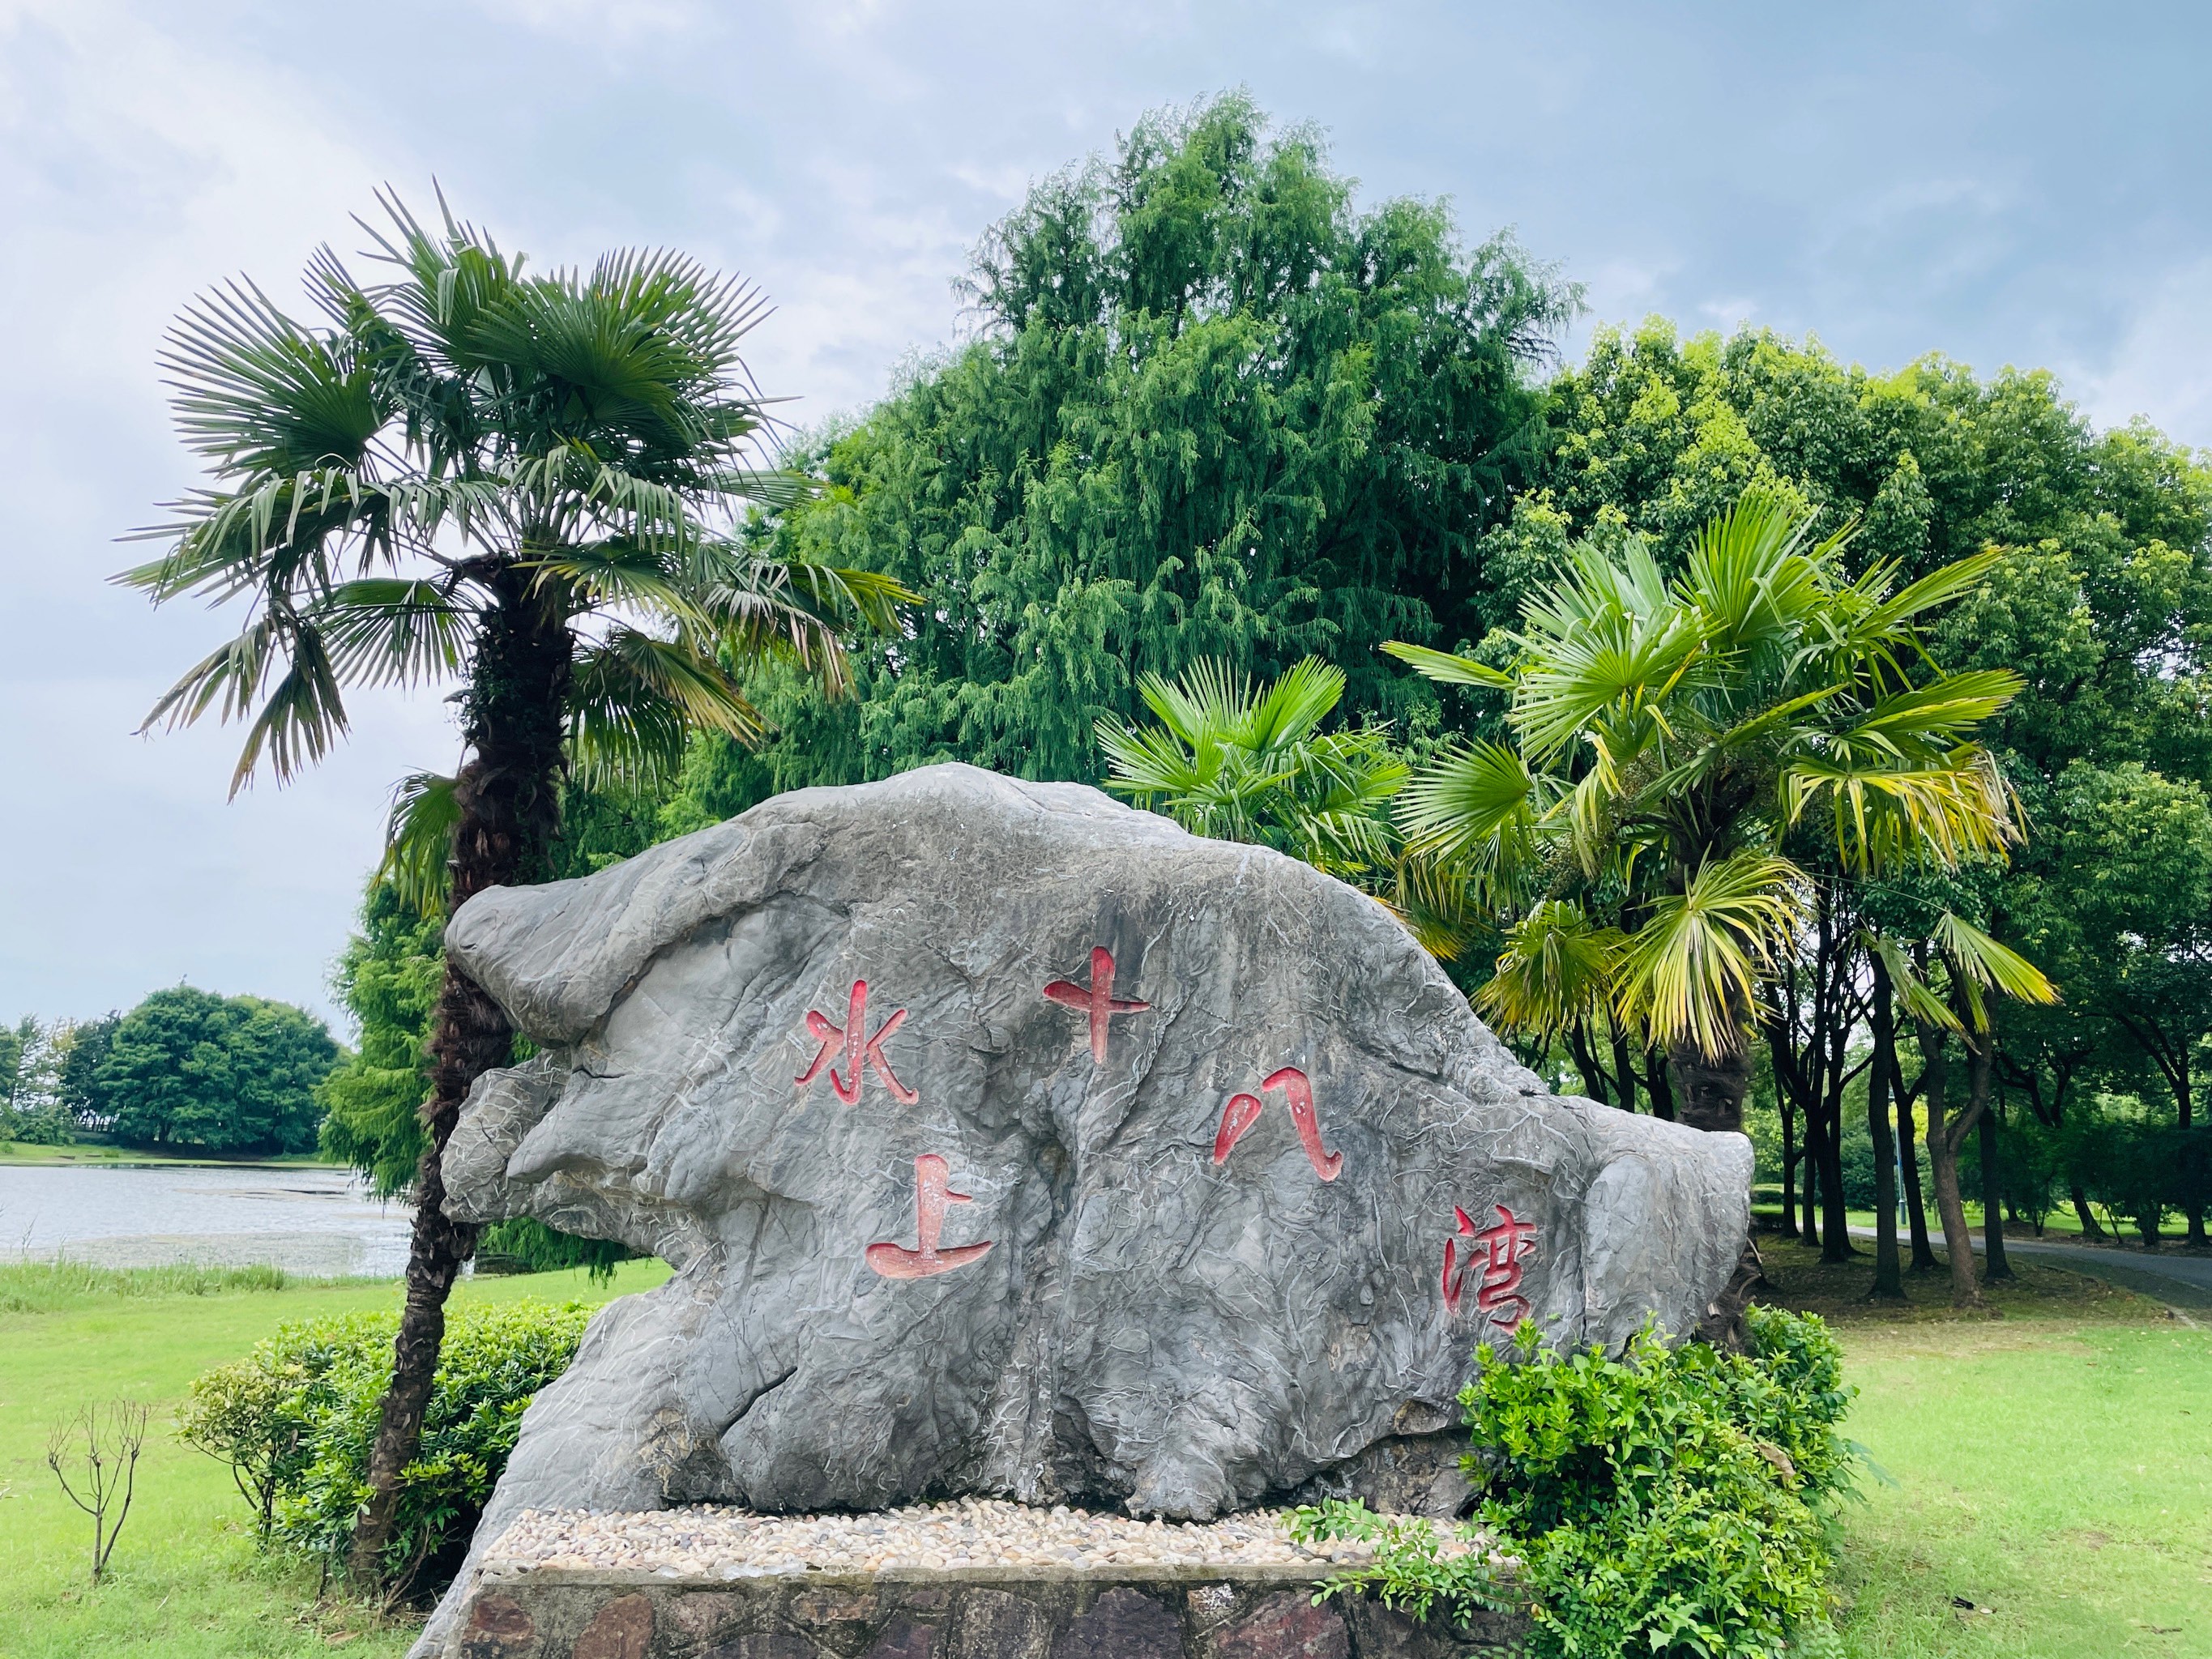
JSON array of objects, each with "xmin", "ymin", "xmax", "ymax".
[{"xmin": 701, "ymin": 95, "xmax": 1578, "ymax": 807}]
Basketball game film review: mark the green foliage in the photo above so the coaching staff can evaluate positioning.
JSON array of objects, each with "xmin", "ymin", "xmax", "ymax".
[
  {"xmin": 1099, "ymin": 657, "xmax": 1403, "ymax": 877},
  {"xmin": 1296, "ymin": 1309, "xmax": 1856, "ymax": 1658},
  {"xmin": 177, "ymin": 1350, "xmax": 310, "ymax": 1543},
  {"xmin": 1393, "ymin": 491, "xmax": 2022, "ymax": 1073},
  {"xmin": 0, "ymin": 1014, "xmax": 118, "ymax": 1145},
  {"xmin": 122, "ymin": 192, "xmax": 901, "ymax": 817},
  {"xmin": 317, "ymin": 885, "xmax": 444, "ymax": 1196},
  {"xmin": 709, "ymin": 94, "xmax": 1574, "ymax": 804},
  {"xmin": 1516, "ymin": 320, "xmax": 2212, "ymax": 1136},
  {"xmin": 318, "ymin": 880, "xmax": 632, "ymax": 1280},
  {"xmin": 98, "ymin": 987, "xmax": 337, "ymax": 1154},
  {"xmin": 476, "ymin": 1217, "xmax": 631, "ymax": 1282},
  {"xmin": 181, "ymin": 1299, "xmax": 591, "ymax": 1592}
]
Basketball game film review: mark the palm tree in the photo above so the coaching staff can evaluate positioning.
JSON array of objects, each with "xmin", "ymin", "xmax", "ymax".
[
  {"xmin": 1388, "ymin": 491, "xmax": 2024, "ymax": 1132},
  {"xmin": 1097, "ymin": 658, "xmax": 1403, "ymax": 878},
  {"xmin": 1096, "ymin": 657, "xmax": 1481, "ymax": 957},
  {"xmin": 121, "ymin": 194, "xmax": 904, "ymax": 1584}
]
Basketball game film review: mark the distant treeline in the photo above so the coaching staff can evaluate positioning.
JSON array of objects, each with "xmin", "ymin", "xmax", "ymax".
[{"xmin": 0, "ymin": 987, "xmax": 337, "ymax": 1156}]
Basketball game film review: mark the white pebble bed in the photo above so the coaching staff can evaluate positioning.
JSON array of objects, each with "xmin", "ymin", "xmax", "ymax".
[{"xmin": 485, "ymin": 1499, "xmax": 1482, "ymax": 1578}]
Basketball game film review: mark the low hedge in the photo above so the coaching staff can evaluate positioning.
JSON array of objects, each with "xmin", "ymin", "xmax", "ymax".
[
  {"xmin": 1294, "ymin": 1307, "xmax": 1856, "ymax": 1658},
  {"xmin": 179, "ymin": 1298, "xmax": 591, "ymax": 1595}
]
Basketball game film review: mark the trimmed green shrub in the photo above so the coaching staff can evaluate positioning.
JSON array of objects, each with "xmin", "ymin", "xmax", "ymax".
[
  {"xmin": 179, "ymin": 1299, "xmax": 591, "ymax": 1594},
  {"xmin": 1294, "ymin": 1307, "xmax": 1855, "ymax": 1658}
]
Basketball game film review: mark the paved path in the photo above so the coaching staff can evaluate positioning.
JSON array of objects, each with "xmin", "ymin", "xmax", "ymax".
[{"xmin": 1851, "ymin": 1225, "xmax": 2212, "ymax": 1309}]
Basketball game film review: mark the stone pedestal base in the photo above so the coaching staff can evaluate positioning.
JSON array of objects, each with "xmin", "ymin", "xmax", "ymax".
[{"xmin": 446, "ymin": 1565, "xmax": 1524, "ymax": 1659}]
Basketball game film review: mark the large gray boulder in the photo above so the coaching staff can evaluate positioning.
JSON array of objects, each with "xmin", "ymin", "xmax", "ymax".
[{"xmin": 416, "ymin": 764, "xmax": 1749, "ymax": 1655}]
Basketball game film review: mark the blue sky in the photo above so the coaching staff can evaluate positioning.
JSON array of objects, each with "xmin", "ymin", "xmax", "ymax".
[{"xmin": 4, "ymin": 0, "xmax": 2210, "ymax": 1030}]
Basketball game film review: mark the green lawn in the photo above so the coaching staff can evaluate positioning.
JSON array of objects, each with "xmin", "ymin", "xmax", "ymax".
[
  {"xmin": 0, "ymin": 1258, "xmax": 668, "ymax": 1657},
  {"xmin": 1757, "ymin": 1237, "xmax": 2212, "ymax": 1657},
  {"xmin": 3, "ymin": 1248, "xmax": 2203, "ymax": 1657}
]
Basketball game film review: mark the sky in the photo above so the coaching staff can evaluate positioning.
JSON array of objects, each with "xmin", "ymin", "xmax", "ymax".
[{"xmin": 4, "ymin": 0, "xmax": 2210, "ymax": 1032}]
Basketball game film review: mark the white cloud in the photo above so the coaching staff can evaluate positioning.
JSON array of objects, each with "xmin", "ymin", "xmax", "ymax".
[
  {"xmin": 0, "ymin": 2, "xmax": 428, "ymax": 1021},
  {"xmin": 465, "ymin": 0, "xmax": 714, "ymax": 42},
  {"xmin": 2077, "ymin": 257, "xmax": 2212, "ymax": 453}
]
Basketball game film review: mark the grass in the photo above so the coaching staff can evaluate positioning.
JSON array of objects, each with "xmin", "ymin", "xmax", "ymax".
[
  {"xmin": 0, "ymin": 1260, "xmax": 294, "ymax": 1316},
  {"xmin": 1757, "ymin": 1193, "xmax": 2212, "ymax": 1248},
  {"xmin": 5, "ymin": 1246, "xmax": 2204, "ymax": 1657},
  {"xmin": 0, "ymin": 1141, "xmax": 345, "ymax": 1168},
  {"xmin": 0, "ymin": 1256, "xmax": 668, "ymax": 1658},
  {"xmin": 1755, "ymin": 1237, "xmax": 2212, "ymax": 1657}
]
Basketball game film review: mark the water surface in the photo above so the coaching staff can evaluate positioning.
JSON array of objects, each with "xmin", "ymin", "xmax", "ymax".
[{"xmin": 0, "ymin": 1162, "xmax": 412, "ymax": 1276}]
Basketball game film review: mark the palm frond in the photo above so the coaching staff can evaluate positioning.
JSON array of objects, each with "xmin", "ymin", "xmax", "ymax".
[
  {"xmin": 1865, "ymin": 930, "xmax": 1959, "ymax": 1033},
  {"xmin": 158, "ymin": 279, "xmax": 383, "ymax": 476},
  {"xmin": 569, "ymin": 628, "xmax": 763, "ymax": 791},
  {"xmin": 1475, "ymin": 901, "xmax": 1626, "ymax": 1039},
  {"xmin": 222, "ymin": 620, "xmax": 348, "ymax": 795},
  {"xmin": 1394, "ymin": 740, "xmax": 1548, "ymax": 907},
  {"xmin": 1613, "ymin": 851, "xmax": 1807, "ymax": 1057},
  {"xmin": 1248, "ymin": 656, "xmax": 1347, "ymax": 749},
  {"xmin": 378, "ymin": 771, "xmax": 460, "ymax": 917},
  {"xmin": 1784, "ymin": 744, "xmax": 2019, "ymax": 872},
  {"xmin": 1933, "ymin": 913, "xmax": 2059, "ymax": 1009},
  {"xmin": 314, "ymin": 578, "xmax": 472, "ymax": 687},
  {"xmin": 1379, "ymin": 641, "xmax": 1515, "ymax": 690},
  {"xmin": 1852, "ymin": 547, "xmax": 2008, "ymax": 638},
  {"xmin": 1676, "ymin": 488, "xmax": 1830, "ymax": 655}
]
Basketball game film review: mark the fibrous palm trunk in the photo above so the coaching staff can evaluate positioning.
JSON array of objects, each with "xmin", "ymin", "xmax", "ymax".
[
  {"xmin": 1670, "ymin": 1035, "xmax": 1764, "ymax": 1349},
  {"xmin": 1670, "ymin": 1041, "xmax": 1753, "ymax": 1134},
  {"xmin": 348, "ymin": 572, "xmax": 570, "ymax": 1588}
]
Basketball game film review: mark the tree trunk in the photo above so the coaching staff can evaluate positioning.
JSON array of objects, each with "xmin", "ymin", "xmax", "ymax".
[
  {"xmin": 1669, "ymin": 1039, "xmax": 1753, "ymax": 1134},
  {"xmin": 1919, "ymin": 1020, "xmax": 1984, "ymax": 1310},
  {"xmin": 1819, "ymin": 1087, "xmax": 1853, "ymax": 1263},
  {"xmin": 1779, "ymin": 1084, "xmax": 1797, "ymax": 1240},
  {"xmin": 1567, "ymin": 1021, "xmax": 1609, "ymax": 1107},
  {"xmin": 1897, "ymin": 1049, "xmax": 1939, "ymax": 1272},
  {"xmin": 1641, "ymin": 1050, "xmax": 1675, "ymax": 1121},
  {"xmin": 347, "ymin": 572, "xmax": 570, "ymax": 1588},
  {"xmin": 2183, "ymin": 1072, "xmax": 2208, "ymax": 1249},
  {"xmin": 2069, "ymin": 1183, "xmax": 2107, "ymax": 1241},
  {"xmin": 1867, "ymin": 956, "xmax": 1904, "ymax": 1299},
  {"xmin": 1800, "ymin": 1113, "xmax": 1821, "ymax": 1247},
  {"xmin": 1609, "ymin": 1027, "xmax": 1638, "ymax": 1115},
  {"xmin": 1977, "ymin": 1097, "xmax": 2013, "ymax": 1282},
  {"xmin": 1668, "ymin": 1034, "xmax": 1764, "ymax": 1348}
]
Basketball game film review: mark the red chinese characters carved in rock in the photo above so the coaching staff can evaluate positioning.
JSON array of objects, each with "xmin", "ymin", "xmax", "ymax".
[
  {"xmin": 1211, "ymin": 1066, "xmax": 1343, "ymax": 1181},
  {"xmin": 795, "ymin": 979, "xmax": 919, "ymax": 1106},
  {"xmin": 865, "ymin": 1153, "xmax": 995, "ymax": 1280},
  {"xmin": 1441, "ymin": 1204, "xmax": 1538, "ymax": 1326},
  {"xmin": 1042, "ymin": 947, "xmax": 1150, "ymax": 1064}
]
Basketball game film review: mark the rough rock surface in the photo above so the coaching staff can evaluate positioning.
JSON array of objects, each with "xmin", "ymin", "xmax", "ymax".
[{"xmin": 417, "ymin": 764, "xmax": 1749, "ymax": 1657}]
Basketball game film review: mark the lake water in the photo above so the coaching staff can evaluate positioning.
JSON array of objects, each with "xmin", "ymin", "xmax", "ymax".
[{"xmin": 0, "ymin": 1163, "xmax": 414, "ymax": 1277}]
